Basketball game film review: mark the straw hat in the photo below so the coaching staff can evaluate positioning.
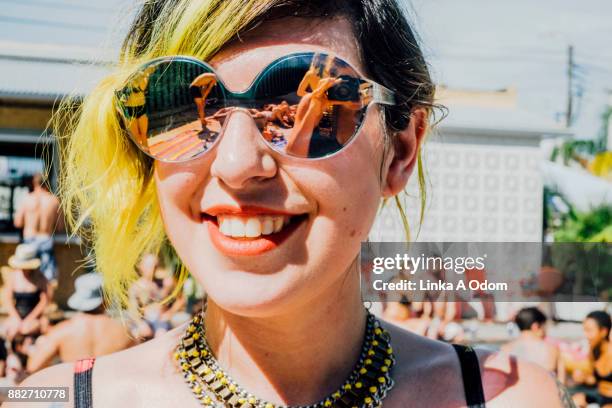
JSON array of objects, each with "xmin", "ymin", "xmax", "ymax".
[
  {"xmin": 67, "ymin": 273, "xmax": 104, "ymax": 312},
  {"xmin": 8, "ymin": 244, "xmax": 41, "ymax": 270}
]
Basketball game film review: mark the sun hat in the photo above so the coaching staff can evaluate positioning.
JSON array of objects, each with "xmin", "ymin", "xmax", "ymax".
[
  {"xmin": 8, "ymin": 243, "xmax": 41, "ymax": 270},
  {"xmin": 67, "ymin": 273, "xmax": 104, "ymax": 312}
]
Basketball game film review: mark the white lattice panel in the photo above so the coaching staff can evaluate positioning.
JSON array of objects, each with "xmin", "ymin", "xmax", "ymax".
[{"xmin": 370, "ymin": 141, "xmax": 543, "ymax": 242}]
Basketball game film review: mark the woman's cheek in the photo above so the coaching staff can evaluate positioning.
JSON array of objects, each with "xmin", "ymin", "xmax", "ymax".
[{"xmin": 154, "ymin": 166, "xmax": 201, "ymax": 212}]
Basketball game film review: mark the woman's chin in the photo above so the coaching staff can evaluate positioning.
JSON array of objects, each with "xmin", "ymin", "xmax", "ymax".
[{"xmin": 200, "ymin": 268, "xmax": 314, "ymax": 317}]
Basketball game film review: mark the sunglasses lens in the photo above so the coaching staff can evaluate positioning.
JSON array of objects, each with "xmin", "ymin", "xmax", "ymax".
[
  {"xmin": 116, "ymin": 58, "xmax": 225, "ymax": 161},
  {"xmin": 252, "ymin": 53, "xmax": 368, "ymax": 158},
  {"xmin": 117, "ymin": 53, "xmax": 371, "ymax": 161}
]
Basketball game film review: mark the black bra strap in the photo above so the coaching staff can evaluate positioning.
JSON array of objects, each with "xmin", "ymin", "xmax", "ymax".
[
  {"xmin": 74, "ymin": 358, "xmax": 95, "ymax": 408},
  {"xmin": 452, "ymin": 344, "xmax": 486, "ymax": 408}
]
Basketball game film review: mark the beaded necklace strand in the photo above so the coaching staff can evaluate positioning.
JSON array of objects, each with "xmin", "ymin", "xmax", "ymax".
[{"xmin": 175, "ymin": 311, "xmax": 395, "ymax": 408}]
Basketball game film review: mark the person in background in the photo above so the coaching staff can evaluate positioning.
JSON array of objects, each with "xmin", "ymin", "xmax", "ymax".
[
  {"xmin": 189, "ymin": 72, "xmax": 218, "ymax": 130},
  {"xmin": 2, "ymin": 244, "xmax": 49, "ymax": 341},
  {"xmin": 26, "ymin": 273, "xmax": 135, "ymax": 373},
  {"xmin": 13, "ymin": 173, "xmax": 64, "ymax": 286},
  {"xmin": 0, "ymin": 338, "xmax": 7, "ymax": 378},
  {"xmin": 128, "ymin": 254, "xmax": 183, "ymax": 339},
  {"xmin": 116, "ymin": 65, "xmax": 156, "ymax": 146},
  {"xmin": 502, "ymin": 307, "xmax": 565, "ymax": 383},
  {"xmin": 572, "ymin": 310, "xmax": 612, "ymax": 408},
  {"xmin": 0, "ymin": 353, "xmax": 27, "ymax": 388}
]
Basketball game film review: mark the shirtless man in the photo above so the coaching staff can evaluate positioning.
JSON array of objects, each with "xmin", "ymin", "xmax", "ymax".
[
  {"xmin": 13, "ymin": 173, "xmax": 64, "ymax": 283},
  {"xmin": 26, "ymin": 274, "xmax": 135, "ymax": 373},
  {"xmin": 502, "ymin": 307, "xmax": 565, "ymax": 383}
]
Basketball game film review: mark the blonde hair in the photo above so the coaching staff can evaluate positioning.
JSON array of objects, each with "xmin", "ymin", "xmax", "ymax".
[{"xmin": 57, "ymin": 0, "xmax": 434, "ymax": 308}]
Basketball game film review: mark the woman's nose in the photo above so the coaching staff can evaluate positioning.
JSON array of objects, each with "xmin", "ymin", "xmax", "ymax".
[{"xmin": 210, "ymin": 109, "xmax": 277, "ymax": 189}]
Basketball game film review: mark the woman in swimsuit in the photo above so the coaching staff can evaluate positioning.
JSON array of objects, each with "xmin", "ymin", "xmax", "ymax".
[
  {"xmin": 286, "ymin": 77, "xmax": 343, "ymax": 157},
  {"xmin": 13, "ymin": 1, "xmax": 571, "ymax": 407},
  {"xmin": 2, "ymin": 244, "xmax": 49, "ymax": 341},
  {"xmin": 573, "ymin": 311, "xmax": 612, "ymax": 407},
  {"xmin": 119, "ymin": 65, "xmax": 155, "ymax": 146},
  {"xmin": 190, "ymin": 73, "xmax": 218, "ymax": 130}
]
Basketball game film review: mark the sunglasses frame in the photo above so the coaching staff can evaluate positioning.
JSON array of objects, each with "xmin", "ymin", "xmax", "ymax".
[{"xmin": 116, "ymin": 52, "xmax": 396, "ymax": 163}]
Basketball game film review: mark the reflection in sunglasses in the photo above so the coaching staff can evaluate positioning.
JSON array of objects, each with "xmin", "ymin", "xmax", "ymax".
[{"xmin": 116, "ymin": 52, "xmax": 389, "ymax": 161}]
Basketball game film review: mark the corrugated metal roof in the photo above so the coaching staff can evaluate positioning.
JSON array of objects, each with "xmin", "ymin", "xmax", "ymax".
[
  {"xmin": 0, "ymin": 0, "xmax": 131, "ymax": 101},
  {"xmin": 438, "ymin": 104, "xmax": 572, "ymax": 137},
  {"xmin": 0, "ymin": 56, "xmax": 111, "ymax": 100}
]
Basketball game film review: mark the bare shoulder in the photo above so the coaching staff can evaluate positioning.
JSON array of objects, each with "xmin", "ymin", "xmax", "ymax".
[
  {"xmin": 380, "ymin": 322, "xmax": 571, "ymax": 407},
  {"xmin": 476, "ymin": 348, "xmax": 572, "ymax": 407},
  {"xmin": 3, "ymin": 362, "xmax": 73, "ymax": 408},
  {"xmin": 91, "ymin": 325, "xmax": 190, "ymax": 407},
  {"xmin": 380, "ymin": 322, "xmax": 468, "ymax": 407},
  {"xmin": 5, "ymin": 326, "xmax": 186, "ymax": 408}
]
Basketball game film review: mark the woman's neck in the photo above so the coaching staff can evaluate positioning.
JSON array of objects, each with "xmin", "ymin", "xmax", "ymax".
[{"xmin": 204, "ymin": 265, "xmax": 367, "ymax": 405}]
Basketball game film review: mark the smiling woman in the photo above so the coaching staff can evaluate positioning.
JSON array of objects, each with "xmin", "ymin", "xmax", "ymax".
[{"xmin": 7, "ymin": 1, "xmax": 572, "ymax": 407}]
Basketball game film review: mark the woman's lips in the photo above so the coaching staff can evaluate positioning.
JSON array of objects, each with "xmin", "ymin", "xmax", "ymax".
[{"xmin": 204, "ymin": 213, "xmax": 307, "ymax": 256}]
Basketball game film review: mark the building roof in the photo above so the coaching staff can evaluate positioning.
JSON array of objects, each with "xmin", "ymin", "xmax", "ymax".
[
  {"xmin": 0, "ymin": 53, "xmax": 111, "ymax": 101},
  {"xmin": 436, "ymin": 86, "xmax": 573, "ymax": 139},
  {"xmin": 0, "ymin": 0, "xmax": 128, "ymax": 102},
  {"xmin": 0, "ymin": 1, "xmax": 573, "ymax": 141}
]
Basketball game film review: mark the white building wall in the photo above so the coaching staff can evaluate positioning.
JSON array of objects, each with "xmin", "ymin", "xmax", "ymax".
[{"xmin": 370, "ymin": 137, "xmax": 543, "ymax": 242}]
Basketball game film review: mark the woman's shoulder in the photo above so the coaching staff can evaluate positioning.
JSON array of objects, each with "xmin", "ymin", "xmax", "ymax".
[
  {"xmin": 3, "ymin": 362, "xmax": 73, "ymax": 408},
  {"xmin": 10, "ymin": 326, "xmax": 186, "ymax": 407},
  {"xmin": 383, "ymin": 322, "xmax": 570, "ymax": 407}
]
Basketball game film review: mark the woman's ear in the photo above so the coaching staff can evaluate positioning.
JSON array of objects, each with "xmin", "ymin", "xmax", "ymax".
[{"xmin": 381, "ymin": 107, "xmax": 428, "ymax": 198}]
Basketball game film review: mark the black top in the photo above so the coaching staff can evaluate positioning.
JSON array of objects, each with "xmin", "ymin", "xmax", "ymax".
[
  {"xmin": 13, "ymin": 290, "xmax": 41, "ymax": 319},
  {"xmin": 453, "ymin": 344, "xmax": 487, "ymax": 408},
  {"xmin": 595, "ymin": 365, "xmax": 612, "ymax": 383}
]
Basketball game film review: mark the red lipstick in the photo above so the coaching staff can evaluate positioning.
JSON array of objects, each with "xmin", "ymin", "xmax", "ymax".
[{"xmin": 202, "ymin": 206, "xmax": 307, "ymax": 256}]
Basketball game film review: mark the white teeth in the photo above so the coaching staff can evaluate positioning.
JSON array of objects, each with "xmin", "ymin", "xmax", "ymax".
[
  {"xmin": 230, "ymin": 218, "xmax": 245, "ymax": 237},
  {"xmin": 262, "ymin": 217, "xmax": 274, "ymax": 235},
  {"xmin": 245, "ymin": 218, "xmax": 262, "ymax": 237},
  {"xmin": 273, "ymin": 217, "xmax": 283, "ymax": 233},
  {"xmin": 216, "ymin": 215, "xmax": 292, "ymax": 238},
  {"xmin": 219, "ymin": 217, "xmax": 232, "ymax": 235}
]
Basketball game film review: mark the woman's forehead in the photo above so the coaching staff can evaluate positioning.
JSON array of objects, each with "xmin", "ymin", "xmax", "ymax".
[{"xmin": 209, "ymin": 16, "xmax": 363, "ymax": 91}]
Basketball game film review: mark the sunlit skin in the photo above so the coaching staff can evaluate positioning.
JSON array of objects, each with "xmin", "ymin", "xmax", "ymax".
[
  {"xmin": 573, "ymin": 318, "xmax": 612, "ymax": 407},
  {"xmin": 11, "ymin": 17, "xmax": 566, "ymax": 408},
  {"xmin": 190, "ymin": 73, "xmax": 218, "ymax": 128},
  {"xmin": 584, "ymin": 318, "xmax": 609, "ymax": 347}
]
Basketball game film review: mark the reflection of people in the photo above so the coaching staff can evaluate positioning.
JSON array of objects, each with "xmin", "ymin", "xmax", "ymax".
[
  {"xmin": 288, "ymin": 55, "xmax": 366, "ymax": 156},
  {"xmin": 253, "ymin": 101, "xmax": 293, "ymax": 129},
  {"xmin": 26, "ymin": 273, "xmax": 135, "ymax": 373},
  {"xmin": 286, "ymin": 77, "xmax": 342, "ymax": 156},
  {"xmin": 189, "ymin": 73, "xmax": 217, "ymax": 129},
  {"xmin": 572, "ymin": 311, "xmax": 612, "ymax": 408},
  {"xmin": 296, "ymin": 53, "xmax": 333, "ymax": 96},
  {"xmin": 2, "ymin": 244, "xmax": 49, "ymax": 341},
  {"xmin": 17, "ymin": 1, "xmax": 569, "ymax": 407},
  {"xmin": 14, "ymin": 173, "xmax": 63, "ymax": 284},
  {"xmin": 121, "ymin": 66, "xmax": 155, "ymax": 145},
  {"xmin": 502, "ymin": 307, "xmax": 565, "ymax": 383}
]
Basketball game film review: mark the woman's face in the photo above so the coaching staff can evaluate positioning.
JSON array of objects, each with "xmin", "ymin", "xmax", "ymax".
[
  {"xmin": 584, "ymin": 318, "xmax": 609, "ymax": 346},
  {"xmin": 154, "ymin": 17, "xmax": 392, "ymax": 316}
]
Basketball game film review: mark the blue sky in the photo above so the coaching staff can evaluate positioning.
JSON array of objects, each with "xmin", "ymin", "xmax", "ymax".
[{"xmin": 1, "ymin": 0, "xmax": 611, "ymax": 139}]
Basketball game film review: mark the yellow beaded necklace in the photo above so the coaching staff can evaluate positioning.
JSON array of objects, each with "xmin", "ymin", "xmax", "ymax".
[{"xmin": 175, "ymin": 311, "xmax": 395, "ymax": 408}]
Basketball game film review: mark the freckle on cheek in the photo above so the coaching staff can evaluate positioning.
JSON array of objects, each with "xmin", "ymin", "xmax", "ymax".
[
  {"xmin": 350, "ymin": 229, "xmax": 356, "ymax": 237},
  {"xmin": 342, "ymin": 207, "xmax": 347, "ymax": 212}
]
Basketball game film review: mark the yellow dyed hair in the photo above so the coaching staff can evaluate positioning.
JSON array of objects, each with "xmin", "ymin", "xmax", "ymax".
[{"xmin": 56, "ymin": 0, "xmax": 432, "ymax": 309}]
